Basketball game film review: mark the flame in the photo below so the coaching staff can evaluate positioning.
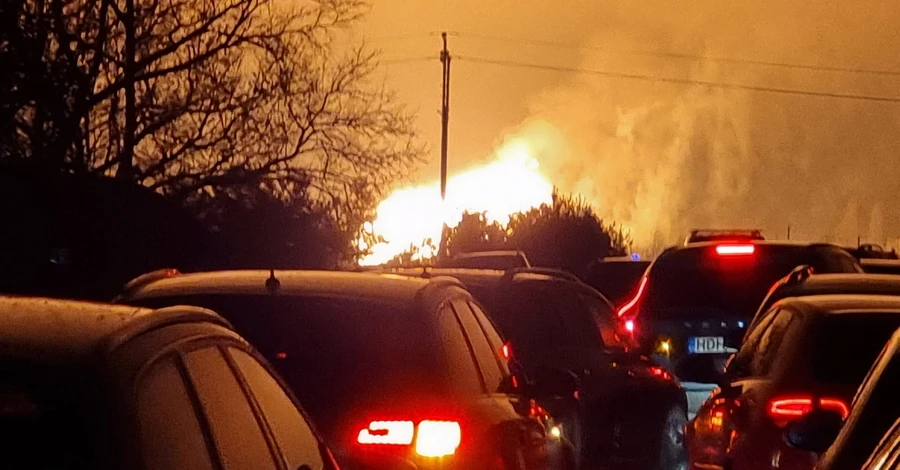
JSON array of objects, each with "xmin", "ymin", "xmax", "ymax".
[{"xmin": 359, "ymin": 139, "xmax": 554, "ymax": 266}]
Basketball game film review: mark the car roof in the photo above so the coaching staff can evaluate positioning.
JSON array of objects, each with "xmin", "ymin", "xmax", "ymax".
[
  {"xmin": 385, "ymin": 267, "xmax": 581, "ymax": 287},
  {"xmin": 0, "ymin": 296, "xmax": 228, "ymax": 365},
  {"xmin": 773, "ymin": 294, "xmax": 900, "ymax": 314},
  {"xmin": 779, "ymin": 273, "xmax": 900, "ymax": 293},
  {"xmin": 122, "ymin": 270, "xmax": 444, "ymax": 305},
  {"xmin": 673, "ymin": 239, "xmax": 839, "ymax": 251},
  {"xmin": 861, "ymin": 258, "xmax": 900, "ymax": 268}
]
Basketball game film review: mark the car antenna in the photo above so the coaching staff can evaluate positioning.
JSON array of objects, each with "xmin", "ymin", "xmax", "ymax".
[{"xmin": 265, "ymin": 269, "xmax": 281, "ymax": 294}]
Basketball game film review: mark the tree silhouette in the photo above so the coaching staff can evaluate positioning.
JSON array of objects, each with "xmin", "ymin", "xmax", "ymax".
[{"xmin": 2, "ymin": 0, "xmax": 422, "ymax": 231}]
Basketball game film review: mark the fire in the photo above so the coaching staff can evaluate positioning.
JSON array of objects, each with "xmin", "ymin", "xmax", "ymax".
[{"xmin": 359, "ymin": 140, "xmax": 554, "ymax": 265}]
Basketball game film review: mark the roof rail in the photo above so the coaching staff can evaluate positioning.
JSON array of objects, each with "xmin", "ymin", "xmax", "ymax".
[
  {"xmin": 784, "ymin": 264, "xmax": 814, "ymax": 286},
  {"xmin": 114, "ymin": 268, "xmax": 181, "ymax": 301},
  {"xmin": 685, "ymin": 229, "xmax": 765, "ymax": 245},
  {"xmin": 502, "ymin": 267, "xmax": 582, "ymax": 283}
]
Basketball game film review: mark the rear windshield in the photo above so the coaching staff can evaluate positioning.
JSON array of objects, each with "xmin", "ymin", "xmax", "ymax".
[
  {"xmin": 584, "ymin": 261, "xmax": 649, "ymax": 306},
  {"xmin": 813, "ymin": 313, "xmax": 900, "ymax": 386},
  {"xmin": 132, "ymin": 295, "xmax": 445, "ymax": 424},
  {"xmin": 468, "ymin": 282, "xmax": 602, "ymax": 363},
  {"xmin": 644, "ymin": 245, "xmax": 860, "ymax": 319},
  {"xmin": 0, "ymin": 363, "xmax": 112, "ymax": 469}
]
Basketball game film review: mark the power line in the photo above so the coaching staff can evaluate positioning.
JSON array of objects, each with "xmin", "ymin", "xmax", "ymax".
[
  {"xmin": 455, "ymin": 55, "xmax": 900, "ymax": 104},
  {"xmin": 378, "ymin": 56, "xmax": 436, "ymax": 66},
  {"xmin": 455, "ymin": 31, "xmax": 900, "ymax": 78}
]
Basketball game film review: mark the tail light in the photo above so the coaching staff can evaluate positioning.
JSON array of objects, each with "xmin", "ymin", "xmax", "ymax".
[
  {"xmin": 715, "ymin": 244, "xmax": 756, "ymax": 256},
  {"xmin": 357, "ymin": 419, "xmax": 461, "ymax": 457},
  {"xmin": 617, "ymin": 276, "xmax": 648, "ymax": 317},
  {"xmin": 501, "ymin": 343, "xmax": 511, "ymax": 360},
  {"xmin": 624, "ymin": 319, "xmax": 636, "ymax": 333},
  {"xmin": 767, "ymin": 396, "xmax": 849, "ymax": 427}
]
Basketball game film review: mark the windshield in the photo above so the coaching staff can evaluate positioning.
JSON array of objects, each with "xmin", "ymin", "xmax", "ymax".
[
  {"xmin": 644, "ymin": 245, "xmax": 860, "ymax": 319},
  {"xmin": 132, "ymin": 295, "xmax": 446, "ymax": 428},
  {"xmin": 812, "ymin": 313, "xmax": 900, "ymax": 386},
  {"xmin": 0, "ymin": 363, "xmax": 112, "ymax": 469}
]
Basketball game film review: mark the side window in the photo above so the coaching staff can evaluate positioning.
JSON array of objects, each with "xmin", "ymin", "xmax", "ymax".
[
  {"xmin": 468, "ymin": 301, "xmax": 512, "ymax": 377},
  {"xmin": 580, "ymin": 292, "xmax": 627, "ymax": 349},
  {"xmin": 732, "ymin": 309, "xmax": 779, "ymax": 375},
  {"xmin": 183, "ymin": 347, "xmax": 277, "ymax": 470},
  {"xmin": 548, "ymin": 285, "xmax": 605, "ymax": 349},
  {"xmin": 436, "ymin": 304, "xmax": 486, "ymax": 394},
  {"xmin": 137, "ymin": 355, "xmax": 215, "ymax": 470},
  {"xmin": 228, "ymin": 348, "xmax": 325, "ymax": 470},
  {"xmin": 452, "ymin": 300, "xmax": 506, "ymax": 393},
  {"xmin": 751, "ymin": 309, "xmax": 797, "ymax": 376}
]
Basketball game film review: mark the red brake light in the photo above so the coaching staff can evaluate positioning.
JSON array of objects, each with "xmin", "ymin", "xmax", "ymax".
[
  {"xmin": 357, "ymin": 421, "xmax": 415, "ymax": 445},
  {"xmin": 501, "ymin": 343, "xmax": 511, "ymax": 360},
  {"xmin": 767, "ymin": 396, "xmax": 849, "ymax": 426},
  {"xmin": 617, "ymin": 276, "xmax": 648, "ymax": 317},
  {"xmin": 715, "ymin": 244, "xmax": 756, "ymax": 256},
  {"xmin": 649, "ymin": 366, "xmax": 672, "ymax": 380},
  {"xmin": 356, "ymin": 419, "xmax": 462, "ymax": 457},
  {"xmin": 624, "ymin": 319, "xmax": 635, "ymax": 332}
]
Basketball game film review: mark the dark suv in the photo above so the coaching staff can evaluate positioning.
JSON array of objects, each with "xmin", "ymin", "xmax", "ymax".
[
  {"xmin": 616, "ymin": 240, "xmax": 862, "ymax": 395},
  {"xmin": 116, "ymin": 270, "xmax": 572, "ymax": 470},
  {"xmin": 388, "ymin": 267, "xmax": 688, "ymax": 470},
  {"xmin": 0, "ymin": 296, "xmax": 338, "ymax": 470}
]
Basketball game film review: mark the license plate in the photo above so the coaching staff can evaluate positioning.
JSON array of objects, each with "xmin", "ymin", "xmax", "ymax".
[{"xmin": 689, "ymin": 336, "xmax": 726, "ymax": 354}]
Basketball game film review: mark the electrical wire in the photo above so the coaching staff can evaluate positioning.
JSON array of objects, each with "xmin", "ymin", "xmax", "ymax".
[{"xmin": 456, "ymin": 55, "xmax": 900, "ymax": 103}]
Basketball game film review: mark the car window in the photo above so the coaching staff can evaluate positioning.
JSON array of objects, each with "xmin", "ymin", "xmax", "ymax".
[
  {"xmin": 732, "ymin": 309, "xmax": 778, "ymax": 375},
  {"xmin": 538, "ymin": 284, "xmax": 605, "ymax": 349},
  {"xmin": 452, "ymin": 300, "xmax": 506, "ymax": 393},
  {"xmin": 813, "ymin": 314, "xmax": 900, "ymax": 386},
  {"xmin": 436, "ymin": 303, "xmax": 488, "ymax": 394},
  {"xmin": 751, "ymin": 309, "xmax": 797, "ymax": 376},
  {"xmin": 580, "ymin": 292, "xmax": 628, "ymax": 349},
  {"xmin": 468, "ymin": 301, "xmax": 513, "ymax": 376},
  {"xmin": 137, "ymin": 355, "xmax": 215, "ymax": 470},
  {"xmin": 228, "ymin": 348, "xmax": 326, "ymax": 470},
  {"xmin": 183, "ymin": 347, "xmax": 276, "ymax": 470}
]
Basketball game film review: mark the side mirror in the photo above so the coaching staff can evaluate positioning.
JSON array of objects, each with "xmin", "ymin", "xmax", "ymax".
[
  {"xmin": 783, "ymin": 409, "xmax": 844, "ymax": 453},
  {"xmin": 527, "ymin": 366, "xmax": 579, "ymax": 400}
]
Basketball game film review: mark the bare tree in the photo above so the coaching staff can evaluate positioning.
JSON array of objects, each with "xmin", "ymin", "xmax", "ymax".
[{"xmin": 4, "ymin": 0, "xmax": 423, "ymax": 233}]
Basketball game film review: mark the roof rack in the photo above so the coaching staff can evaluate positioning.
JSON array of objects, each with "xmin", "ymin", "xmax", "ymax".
[
  {"xmin": 502, "ymin": 267, "xmax": 582, "ymax": 283},
  {"xmin": 784, "ymin": 264, "xmax": 814, "ymax": 286},
  {"xmin": 114, "ymin": 268, "xmax": 181, "ymax": 301},
  {"xmin": 685, "ymin": 229, "xmax": 765, "ymax": 245}
]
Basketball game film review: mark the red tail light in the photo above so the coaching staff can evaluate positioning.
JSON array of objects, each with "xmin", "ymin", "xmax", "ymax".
[
  {"xmin": 649, "ymin": 366, "xmax": 672, "ymax": 380},
  {"xmin": 715, "ymin": 244, "xmax": 756, "ymax": 256},
  {"xmin": 501, "ymin": 343, "xmax": 511, "ymax": 360},
  {"xmin": 617, "ymin": 276, "xmax": 648, "ymax": 317},
  {"xmin": 356, "ymin": 419, "xmax": 461, "ymax": 457},
  {"xmin": 624, "ymin": 319, "xmax": 636, "ymax": 332},
  {"xmin": 767, "ymin": 396, "xmax": 849, "ymax": 427}
]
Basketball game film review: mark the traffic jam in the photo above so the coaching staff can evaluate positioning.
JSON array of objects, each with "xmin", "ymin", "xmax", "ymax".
[{"xmin": 3, "ymin": 229, "xmax": 900, "ymax": 470}]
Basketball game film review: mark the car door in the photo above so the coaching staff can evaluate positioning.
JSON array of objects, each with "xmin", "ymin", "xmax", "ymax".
[{"xmin": 444, "ymin": 296, "xmax": 566, "ymax": 470}]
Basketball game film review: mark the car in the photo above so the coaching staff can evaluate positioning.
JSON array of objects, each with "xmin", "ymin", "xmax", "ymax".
[
  {"xmin": 780, "ymin": 327, "xmax": 900, "ymax": 469},
  {"xmin": 615, "ymin": 238, "xmax": 862, "ymax": 411},
  {"xmin": 581, "ymin": 257, "xmax": 651, "ymax": 307},
  {"xmin": 844, "ymin": 243, "xmax": 899, "ymax": 261},
  {"xmin": 859, "ymin": 418, "xmax": 900, "ymax": 470},
  {"xmin": 436, "ymin": 250, "xmax": 532, "ymax": 270},
  {"xmin": 115, "ymin": 269, "xmax": 574, "ymax": 470},
  {"xmin": 747, "ymin": 269, "xmax": 900, "ymax": 340},
  {"xmin": 687, "ymin": 295, "xmax": 900, "ymax": 470},
  {"xmin": 385, "ymin": 267, "xmax": 688, "ymax": 470},
  {"xmin": 0, "ymin": 296, "xmax": 339, "ymax": 470},
  {"xmin": 861, "ymin": 258, "xmax": 900, "ymax": 275}
]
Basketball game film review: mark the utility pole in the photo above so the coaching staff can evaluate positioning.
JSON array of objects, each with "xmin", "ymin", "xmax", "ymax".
[
  {"xmin": 787, "ymin": 224, "xmax": 791, "ymax": 240},
  {"xmin": 438, "ymin": 32, "xmax": 451, "ymax": 258}
]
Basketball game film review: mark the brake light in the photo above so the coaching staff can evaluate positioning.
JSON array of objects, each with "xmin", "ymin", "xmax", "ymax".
[
  {"xmin": 357, "ymin": 421, "xmax": 415, "ymax": 445},
  {"xmin": 715, "ymin": 244, "xmax": 756, "ymax": 256},
  {"xmin": 767, "ymin": 396, "xmax": 849, "ymax": 426},
  {"xmin": 624, "ymin": 319, "xmax": 635, "ymax": 332},
  {"xmin": 617, "ymin": 276, "xmax": 648, "ymax": 317},
  {"xmin": 356, "ymin": 419, "xmax": 462, "ymax": 457},
  {"xmin": 415, "ymin": 421, "xmax": 462, "ymax": 457},
  {"xmin": 649, "ymin": 366, "xmax": 672, "ymax": 380},
  {"xmin": 501, "ymin": 343, "xmax": 511, "ymax": 360}
]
